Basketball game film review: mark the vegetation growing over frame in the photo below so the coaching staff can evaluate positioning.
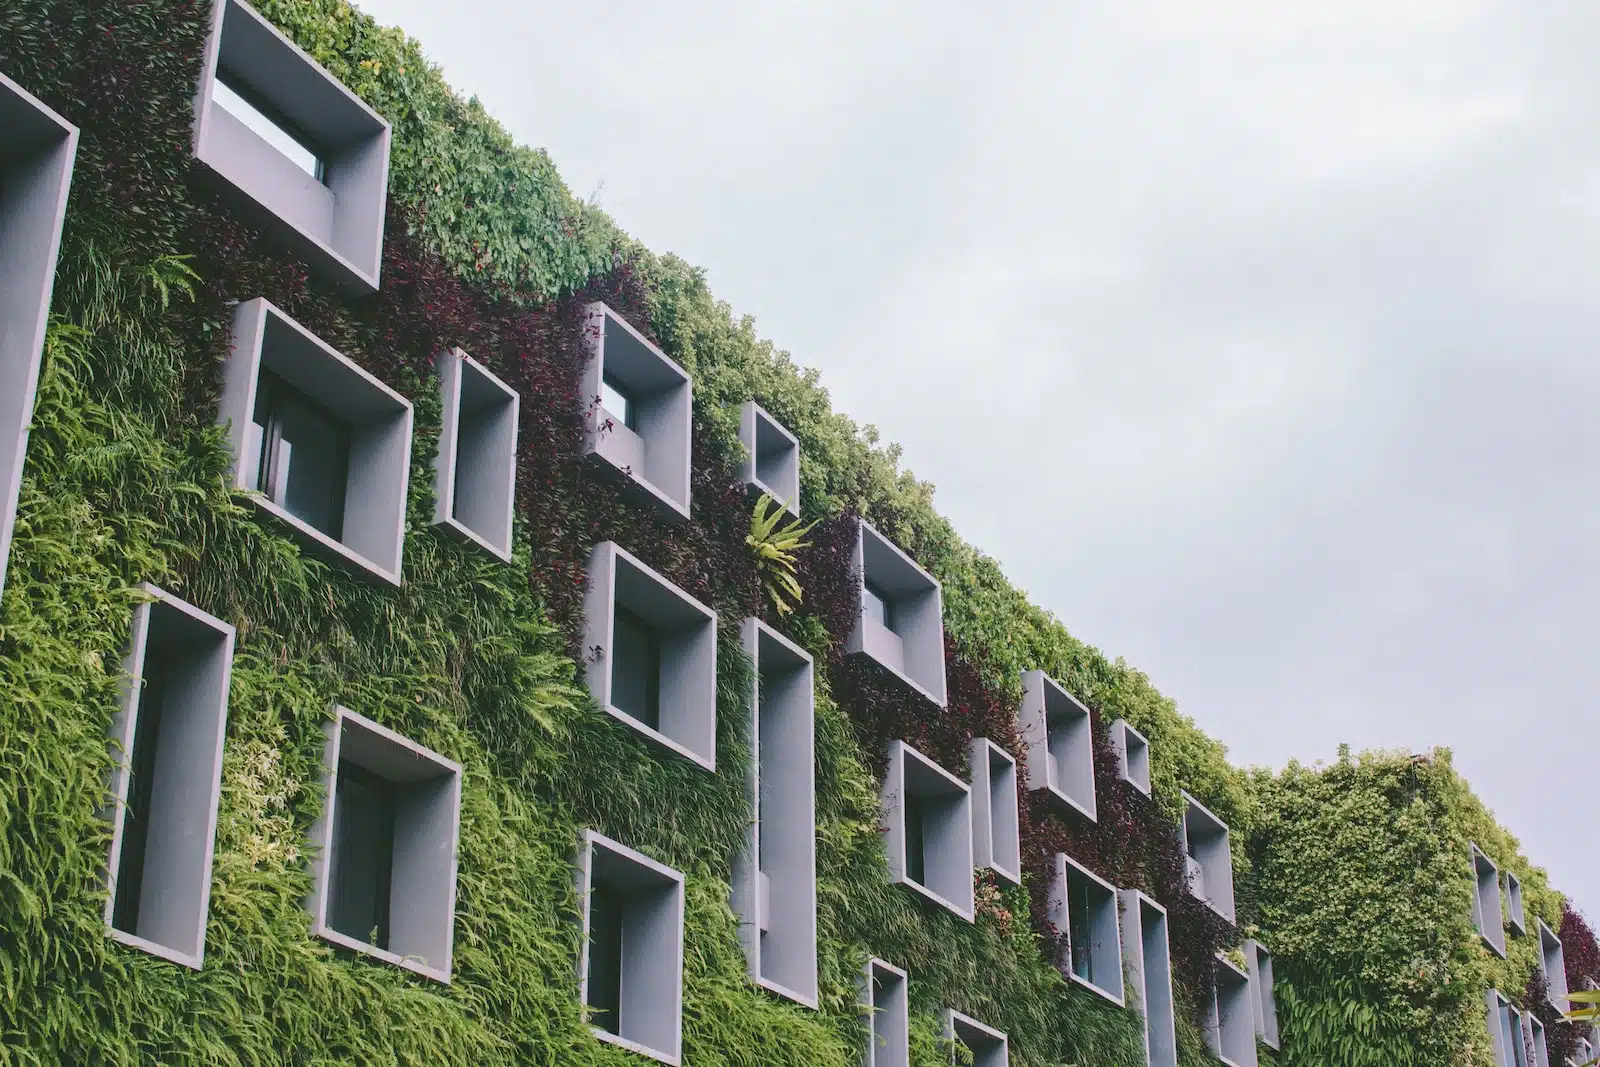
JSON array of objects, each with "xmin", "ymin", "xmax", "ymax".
[{"xmin": 0, "ymin": 1, "xmax": 1593, "ymax": 1065}]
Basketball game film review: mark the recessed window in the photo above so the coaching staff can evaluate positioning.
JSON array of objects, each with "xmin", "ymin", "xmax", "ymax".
[
  {"xmin": 1539, "ymin": 919, "xmax": 1569, "ymax": 1011},
  {"xmin": 219, "ymin": 298, "xmax": 413, "ymax": 586},
  {"xmin": 882, "ymin": 740, "xmax": 973, "ymax": 922},
  {"xmin": 1471, "ymin": 844, "xmax": 1507, "ymax": 958},
  {"xmin": 848, "ymin": 521, "xmax": 947, "ymax": 707},
  {"xmin": 432, "ymin": 348, "xmax": 519, "ymax": 561},
  {"xmin": 944, "ymin": 1010, "xmax": 1008, "ymax": 1067},
  {"xmin": 0, "ymin": 71, "xmax": 78, "ymax": 601},
  {"xmin": 577, "ymin": 830, "xmax": 686, "ymax": 1066},
  {"xmin": 1119, "ymin": 890, "xmax": 1178, "ymax": 1067},
  {"xmin": 584, "ymin": 541, "xmax": 718, "ymax": 770},
  {"xmin": 1019, "ymin": 670, "xmax": 1097, "ymax": 821},
  {"xmin": 104, "ymin": 586, "xmax": 235, "ymax": 970},
  {"xmin": 731, "ymin": 619, "xmax": 818, "ymax": 1008},
  {"xmin": 738, "ymin": 401, "xmax": 801, "ymax": 516},
  {"xmin": 1505, "ymin": 870, "xmax": 1527, "ymax": 935},
  {"xmin": 581, "ymin": 303, "xmax": 692, "ymax": 522},
  {"xmin": 1207, "ymin": 955, "xmax": 1258, "ymax": 1067},
  {"xmin": 1181, "ymin": 792, "xmax": 1236, "ymax": 924},
  {"xmin": 193, "ymin": 0, "xmax": 392, "ymax": 292},
  {"xmin": 863, "ymin": 958, "xmax": 909, "ymax": 1067},
  {"xmin": 308, "ymin": 707, "xmax": 461, "ymax": 984},
  {"xmin": 1528, "ymin": 1013, "xmax": 1550, "ymax": 1067},
  {"xmin": 1111, "ymin": 718, "xmax": 1152, "ymax": 796},
  {"xmin": 1050, "ymin": 854, "xmax": 1124, "ymax": 1006},
  {"xmin": 1245, "ymin": 939, "xmax": 1280, "ymax": 1051},
  {"xmin": 969, "ymin": 738, "xmax": 1021, "ymax": 885}
]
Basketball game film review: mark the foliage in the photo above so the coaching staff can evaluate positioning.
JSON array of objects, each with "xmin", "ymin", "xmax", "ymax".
[{"xmin": 746, "ymin": 492, "xmax": 817, "ymax": 616}]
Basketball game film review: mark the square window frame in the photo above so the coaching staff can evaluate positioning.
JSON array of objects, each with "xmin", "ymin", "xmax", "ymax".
[
  {"xmin": 1119, "ymin": 889, "xmax": 1179, "ymax": 1067},
  {"xmin": 1180, "ymin": 791, "xmax": 1237, "ymax": 924},
  {"xmin": 1208, "ymin": 954, "xmax": 1260, "ymax": 1067},
  {"xmin": 306, "ymin": 706, "xmax": 462, "ymax": 984},
  {"xmin": 1471, "ymin": 843, "xmax": 1508, "ymax": 959},
  {"xmin": 218, "ymin": 297, "xmax": 413, "ymax": 585},
  {"xmin": 943, "ymin": 1009, "xmax": 1009, "ymax": 1067},
  {"xmin": 576, "ymin": 830, "xmax": 687, "ymax": 1067},
  {"xmin": 1539, "ymin": 918, "xmax": 1569, "ymax": 1012},
  {"xmin": 881, "ymin": 740, "xmax": 974, "ymax": 922},
  {"xmin": 1050, "ymin": 852, "xmax": 1125, "ymax": 1007},
  {"xmin": 730, "ymin": 617, "xmax": 818, "ymax": 1009},
  {"xmin": 580, "ymin": 302, "xmax": 692, "ymax": 523},
  {"xmin": 1018, "ymin": 670, "xmax": 1097, "ymax": 822},
  {"xmin": 1244, "ymin": 939, "xmax": 1280, "ymax": 1051},
  {"xmin": 583, "ymin": 541, "xmax": 719, "ymax": 770},
  {"xmin": 103, "ymin": 584, "xmax": 235, "ymax": 970},
  {"xmin": 1111, "ymin": 718, "xmax": 1152, "ymax": 796},
  {"xmin": 862, "ymin": 957, "xmax": 910, "ymax": 1067},
  {"xmin": 1505, "ymin": 869, "xmax": 1527, "ymax": 936},
  {"xmin": 738, "ymin": 400, "xmax": 800, "ymax": 518},
  {"xmin": 968, "ymin": 737, "xmax": 1021, "ymax": 885},
  {"xmin": 432, "ymin": 347, "xmax": 518, "ymax": 562},
  {"xmin": 847, "ymin": 521, "xmax": 947, "ymax": 708},
  {"xmin": 191, "ymin": 0, "xmax": 392, "ymax": 293},
  {"xmin": 0, "ymin": 71, "xmax": 78, "ymax": 603}
]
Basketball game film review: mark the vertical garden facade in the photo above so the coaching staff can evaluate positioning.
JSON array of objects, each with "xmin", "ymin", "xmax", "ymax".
[{"xmin": 0, "ymin": 2, "xmax": 1591, "ymax": 1065}]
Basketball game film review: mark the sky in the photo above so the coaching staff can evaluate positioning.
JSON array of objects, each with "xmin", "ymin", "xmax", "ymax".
[{"xmin": 353, "ymin": 0, "xmax": 1600, "ymax": 913}]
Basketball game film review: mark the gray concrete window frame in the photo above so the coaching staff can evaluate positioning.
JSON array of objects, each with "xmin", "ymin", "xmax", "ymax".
[
  {"xmin": 1527, "ymin": 1012, "xmax": 1551, "ymax": 1067},
  {"xmin": 580, "ymin": 302, "xmax": 692, "ymax": 522},
  {"xmin": 576, "ymin": 830, "xmax": 686, "ymax": 1067},
  {"xmin": 432, "ymin": 348, "xmax": 518, "ymax": 562},
  {"xmin": 1119, "ymin": 889, "xmax": 1178, "ymax": 1067},
  {"xmin": 738, "ymin": 400, "xmax": 800, "ymax": 517},
  {"xmin": 1111, "ymin": 718, "xmax": 1152, "ymax": 796},
  {"xmin": 0, "ymin": 71, "xmax": 78, "ymax": 603},
  {"xmin": 218, "ymin": 297, "xmax": 413, "ymax": 585},
  {"xmin": 730, "ymin": 618, "xmax": 818, "ymax": 1009},
  {"xmin": 943, "ymin": 1009, "xmax": 1008, "ymax": 1067},
  {"xmin": 1180, "ymin": 791, "xmax": 1236, "ymax": 924},
  {"xmin": 1539, "ymin": 919, "xmax": 1569, "ymax": 1011},
  {"xmin": 881, "ymin": 740, "xmax": 974, "ymax": 922},
  {"xmin": 968, "ymin": 737, "xmax": 1021, "ymax": 886},
  {"xmin": 1244, "ymin": 939, "xmax": 1281, "ymax": 1051},
  {"xmin": 305, "ymin": 706, "xmax": 462, "ymax": 984},
  {"xmin": 1050, "ymin": 852, "xmax": 1125, "ymax": 1007},
  {"xmin": 582, "ymin": 541, "xmax": 718, "ymax": 770},
  {"xmin": 1506, "ymin": 870, "xmax": 1527, "ymax": 936},
  {"xmin": 191, "ymin": 0, "xmax": 391, "ymax": 293},
  {"xmin": 103, "ymin": 585, "xmax": 235, "ymax": 970},
  {"xmin": 847, "ymin": 521, "xmax": 947, "ymax": 708},
  {"xmin": 862, "ymin": 957, "xmax": 910, "ymax": 1067},
  {"xmin": 1207, "ymin": 954, "xmax": 1260, "ymax": 1067},
  {"xmin": 1018, "ymin": 670, "xmax": 1097, "ymax": 822},
  {"xmin": 1471, "ymin": 843, "xmax": 1508, "ymax": 958}
]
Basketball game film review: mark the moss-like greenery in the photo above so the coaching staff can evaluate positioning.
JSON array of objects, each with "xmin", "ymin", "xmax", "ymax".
[{"xmin": 0, "ymin": 2, "xmax": 1590, "ymax": 1066}]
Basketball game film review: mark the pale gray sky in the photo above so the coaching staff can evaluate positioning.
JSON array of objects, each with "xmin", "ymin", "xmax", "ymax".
[{"xmin": 355, "ymin": 0, "xmax": 1600, "ymax": 912}]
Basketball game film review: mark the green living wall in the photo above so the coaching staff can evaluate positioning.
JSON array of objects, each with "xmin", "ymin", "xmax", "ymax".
[{"xmin": 0, "ymin": 1, "xmax": 1589, "ymax": 1065}]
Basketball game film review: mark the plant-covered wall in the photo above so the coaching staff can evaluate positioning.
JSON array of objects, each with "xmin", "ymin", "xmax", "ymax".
[{"xmin": 0, "ymin": 1, "xmax": 1591, "ymax": 1065}]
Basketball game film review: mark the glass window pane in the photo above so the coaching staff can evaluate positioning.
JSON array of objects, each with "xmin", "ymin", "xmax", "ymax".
[
  {"xmin": 611, "ymin": 605, "xmax": 660, "ymax": 729},
  {"xmin": 601, "ymin": 374, "xmax": 634, "ymax": 430},
  {"xmin": 111, "ymin": 661, "xmax": 170, "ymax": 936},
  {"xmin": 328, "ymin": 762, "xmax": 395, "ymax": 949},
  {"xmin": 213, "ymin": 77, "xmax": 324, "ymax": 181},
  {"xmin": 1069, "ymin": 874, "xmax": 1093, "ymax": 982},
  {"xmin": 253, "ymin": 373, "xmax": 351, "ymax": 540},
  {"xmin": 587, "ymin": 883, "xmax": 625, "ymax": 1034},
  {"xmin": 863, "ymin": 582, "xmax": 892, "ymax": 630},
  {"xmin": 904, "ymin": 792, "xmax": 926, "ymax": 886}
]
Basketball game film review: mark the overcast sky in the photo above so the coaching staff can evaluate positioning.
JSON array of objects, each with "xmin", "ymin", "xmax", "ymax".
[{"xmin": 355, "ymin": 0, "xmax": 1600, "ymax": 912}]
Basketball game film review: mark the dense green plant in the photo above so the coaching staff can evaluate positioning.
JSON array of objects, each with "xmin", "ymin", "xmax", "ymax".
[{"xmin": 746, "ymin": 491, "xmax": 817, "ymax": 616}]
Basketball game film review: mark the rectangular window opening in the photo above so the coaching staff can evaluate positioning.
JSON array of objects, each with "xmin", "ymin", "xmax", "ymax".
[
  {"xmin": 213, "ymin": 73, "xmax": 325, "ymax": 182},
  {"xmin": 110, "ymin": 661, "xmax": 170, "ymax": 935},
  {"xmin": 601, "ymin": 373, "xmax": 636, "ymax": 431},
  {"xmin": 327, "ymin": 761, "xmax": 396, "ymax": 951},
  {"xmin": 611, "ymin": 604, "xmax": 662, "ymax": 730},
  {"xmin": 251, "ymin": 370, "xmax": 351, "ymax": 540},
  {"xmin": 864, "ymin": 582, "xmax": 894, "ymax": 631},
  {"xmin": 1068, "ymin": 872, "xmax": 1094, "ymax": 983},
  {"xmin": 904, "ymin": 791, "xmax": 927, "ymax": 886},
  {"xmin": 587, "ymin": 882, "xmax": 625, "ymax": 1035}
]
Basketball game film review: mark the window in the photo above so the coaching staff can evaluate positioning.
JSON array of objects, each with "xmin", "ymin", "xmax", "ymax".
[
  {"xmin": 581, "ymin": 302, "xmax": 692, "ymax": 521},
  {"xmin": 584, "ymin": 541, "xmax": 719, "ymax": 769},
  {"xmin": 193, "ymin": 0, "xmax": 392, "ymax": 292},
  {"xmin": 944, "ymin": 1010, "xmax": 1009, "ymax": 1067},
  {"xmin": 848, "ymin": 521, "xmax": 947, "ymax": 707},
  {"xmin": 0, "ymin": 71, "xmax": 77, "ymax": 601},
  {"xmin": 1119, "ymin": 890, "xmax": 1178, "ymax": 1067},
  {"xmin": 1050, "ymin": 854, "xmax": 1124, "ymax": 1006},
  {"xmin": 1539, "ymin": 919, "xmax": 1569, "ymax": 1011},
  {"xmin": 104, "ymin": 586, "xmax": 235, "ymax": 970},
  {"xmin": 738, "ymin": 401, "xmax": 801, "ymax": 517},
  {"xmin": 1244, "ymin": 940, "xmax": 1280, "ymax": 1051},
  {"xmin": 1019, "ymin": 670, "xmax": 1097, "ymax": 821},
  {"xmin": 882, "ymin": 740, "xmax": 974, "ymax": 922},
  {"xmin": 1528, "ymin": 1013, "xmax": 1550, "ymax": 1067},
  {"xmin": 1111, "ymin": 718, "xmax": 1152, "ymax": 796},
  {"xmin": 219, "ymin": 299, "xmax": 413, "ymax": 585},
  {"xmin": 1181, "ymin": 792, "xmax": 1236, "ymax": 924},
  {"xmin": 863, "ymin": 959, "xmax": 909, "ymax": 1067},
  {"xmin": 731, "ymin": 619, "xmax": 818, "ymax": 1008},
  {"xmin": 577, "ymin": 831, "xmax": 686, "ymax": 1066},
  {"xmin": 1207, "ymin": 955, "xmax": 1259, "ymax": 1067},
  {"xmin": 1471, "ymin": 844, "xmax": 1507, "ymax": 958},
  {"xmin": 432, "ymin": 348, "xmax": 519, "ymax": 561},
  {"xmin": 1506, "ymin": 870, "xmax": 1527, "ymax": 935},
  {"xmin": 308, "ymin": 707, "xmax": 461, "ymax": 983},
  {"xmin": 969, "ymin": 738, "xmax": 1021, "ymax": 885}
]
